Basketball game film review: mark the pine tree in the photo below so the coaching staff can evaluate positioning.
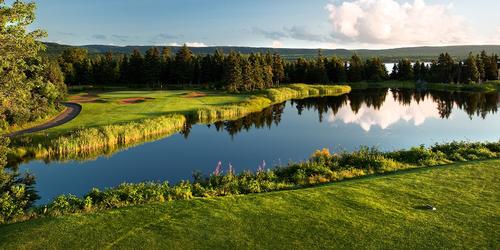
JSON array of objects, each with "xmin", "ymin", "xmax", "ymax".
[
  {"xmin": 465, "ymin": 52, "xmax": 480, "ymax": 83},
  {"xmin": 272, "ymin": 53, "xmax": 285, "ymax": 85},
  {"xmin": 174, "ymin": 44, "xmax": 194, "ymax": 85},
  {"xmin": 128, "ymin": 49, "xmax": 144, "ymax": 85},
  {"xmin": 241, "ymin": 58, "xmax": 254, "ymax": 91},
  {"xmin": 144, "ymin": 47, "xmax": 161, "ymax": 86},
  {"xmin": 160, "ymin": 47, "xmax": 171, "ymax": 84},
  {"xmin": 347, "ymin": 53, "xmax": 364, "ymax": 82},
  {"xmin": 119, "ymin": 54, "xmax": 130, "ymax": 85},
  {"xmin": 224, "ymin": 51, "xmax": 242, "ymax": 92}
]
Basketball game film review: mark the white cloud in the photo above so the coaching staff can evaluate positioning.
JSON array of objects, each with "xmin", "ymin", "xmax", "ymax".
[
  {"xmin": 328, "ymin": 93, "xmax": 441, "ymax": 131},
  {"xmin": 272, "ymin": 40, "xmax": 283, "ymax": 48},
  {"xmin": 325, "ymin": 0, "xmax": 471, "ymax": 46},
  {"xmin": 489, "ymin": 27, "xmax": 500, "ymax": 44},
  {"xmin": 167, "ymin": 42, "xmax": 208, "ymax": 47}
]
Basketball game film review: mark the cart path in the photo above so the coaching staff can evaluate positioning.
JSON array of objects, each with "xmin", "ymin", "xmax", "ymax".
[{"xmin": 6, "ymin": 102, "xmax": 82, "ymax": 137}]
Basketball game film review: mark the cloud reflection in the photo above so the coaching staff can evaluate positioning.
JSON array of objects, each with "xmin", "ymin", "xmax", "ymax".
[{"xmin": 328, "ymin": 94, "xmax": 441, "ymax": 131}]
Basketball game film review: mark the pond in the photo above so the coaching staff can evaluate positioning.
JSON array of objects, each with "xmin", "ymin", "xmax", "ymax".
[{"xmin": 19, "ymin": 88, "xmax": 500, "ymax": 204}]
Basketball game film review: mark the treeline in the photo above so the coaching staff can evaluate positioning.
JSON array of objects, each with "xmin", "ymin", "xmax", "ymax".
[
  {"xmin": 390, "ymin": 52, "xmax": 499, "ymax": 83},
  {"xmin": 58, "ymin": 45, "xmax": 285, "ymax": 92},
  {"xmin": 58, "ymin": 46, "xmax": 499, "ymax": 91}
]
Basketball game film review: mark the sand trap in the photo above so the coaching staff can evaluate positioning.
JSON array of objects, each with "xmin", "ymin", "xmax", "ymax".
[
  {"xmin": 70, "ymin": 93, "xmax": 105, "ymax": 103},
  {"xmin": 119, "ymin": 97, "xmax": 155, "ymax": 104},
  {"xmin": 184, "ymin": 92, "xmax": 207, "ymax": 98}
]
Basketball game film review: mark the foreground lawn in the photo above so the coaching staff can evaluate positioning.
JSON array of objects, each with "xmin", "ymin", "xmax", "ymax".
[{"xmin": 1, "ymin": 160, "xmax": 498, "ymax": 249}]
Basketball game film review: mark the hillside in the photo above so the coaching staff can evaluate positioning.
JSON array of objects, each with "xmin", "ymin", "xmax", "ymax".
[{"xmin": 44, "ymin": 42, "xmax": 500, "ymax": 61}]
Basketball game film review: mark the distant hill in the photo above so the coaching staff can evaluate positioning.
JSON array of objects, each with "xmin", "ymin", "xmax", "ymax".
[{"xmin": 43, "ymin": 42, "xmax": 500, "ymax": 62}]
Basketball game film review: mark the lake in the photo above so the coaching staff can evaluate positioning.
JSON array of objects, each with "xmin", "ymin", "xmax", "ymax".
[{"xmin": 19, "ymin": 88, "xmax": 500, "ymax": 203}]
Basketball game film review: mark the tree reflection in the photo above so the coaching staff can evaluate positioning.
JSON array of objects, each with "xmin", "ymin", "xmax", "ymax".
[{"xmin": 191, "ymin": 89, "xmax": 498, "ymax": 137}]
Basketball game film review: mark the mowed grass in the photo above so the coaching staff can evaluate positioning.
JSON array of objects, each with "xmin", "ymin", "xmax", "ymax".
[
  {"xmin": 1, "ymin": 160, "xmax": 498, "ymax": 249},
  {"xmin": 47, "ymin": 90, "xmax": 250, "ymax": 135}
]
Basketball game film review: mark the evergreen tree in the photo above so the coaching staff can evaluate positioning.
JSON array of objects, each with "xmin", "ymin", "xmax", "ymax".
[
  {"xmin": 347, "ymin": 54, "xmax": 364, "ymax": 82},
  {"xmin": 144, "ymin": 47, "xmax": 161, "ymax": 86},
  {"xmin": 224, "ymin": 51, "xmax": 242, "ymax": 92},
  {"xmin": 241, "ymin": 58, "xmax": 254, "ymax": 91},
  {"xmin": 326, "ymin": 56, "xmax": 347, "ymax": 83},
  {"xmin": 159, "ymin": 47, "xmax": 171, "ymax": 84},
  {"xmin": 174, "ymin": 44, "xmax": 194, "ymax": 85},
  {"xmin": 119, "ymin": 54, "xmax": 130, "ymax": 85},
  {"xmin": 364, "ymin": 57, "xmax": 388, "ymax": 82},
  {"xmin": 128, "ymin": 49, "xmax": 144, "ymax": 85},
  {"xmin": 464, "ymin": 52, "xmax": 480, "ymax": 83},
  {"xmin": 272, "ymin": 53, "xmax": 285, "ymax": 85}
]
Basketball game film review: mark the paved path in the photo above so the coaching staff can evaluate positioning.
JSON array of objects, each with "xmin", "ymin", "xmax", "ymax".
[{"xmin": 6, "ymin": 102, "xmax": 82, "ymax": 137}]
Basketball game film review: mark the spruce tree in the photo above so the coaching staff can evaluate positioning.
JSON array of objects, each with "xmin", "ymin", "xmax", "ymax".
[
  {"xmin": 347, "ymin": 53, "xmax": 364, "ymax": 82},
  {"xmin": 272, "ymin": 53, "xmax": 285, "ymax": 85},
  {"xmin": 224, "ymin": 51, "xmax": 242, "ymax": 93}
]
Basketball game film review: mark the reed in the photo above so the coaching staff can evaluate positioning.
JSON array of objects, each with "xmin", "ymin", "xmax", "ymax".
[{"xmin": 13, "ymin": 114, "xmax": 186, "ymax": 161}]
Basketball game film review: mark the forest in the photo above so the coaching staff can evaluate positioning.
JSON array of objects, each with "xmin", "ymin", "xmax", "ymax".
[{"xmin": 58, "ymin": 46, "xmax": 499, "ymax": 92}]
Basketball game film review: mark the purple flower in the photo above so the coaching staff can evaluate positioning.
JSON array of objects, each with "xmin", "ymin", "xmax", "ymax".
[
  {"xmin": 214, "ymin": 161, "xmax": 222, "ymax": 176},
  {"xmin": 257, "ymin": 160, "xmax": 266, "ymax": 173}
]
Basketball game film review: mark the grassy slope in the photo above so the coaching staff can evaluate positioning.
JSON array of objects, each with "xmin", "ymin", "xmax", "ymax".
[{"xmin": 1, "ymin": 160, "xmax": 498, "ymax": 249}]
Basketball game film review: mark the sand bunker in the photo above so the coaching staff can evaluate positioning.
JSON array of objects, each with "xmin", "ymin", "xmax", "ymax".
[
  {"xmin": 70, "ymin": 93, "xmax": 105, "ymax": 103},
  {"xmin": 119, "ymin": 97, "xmax": 155, "ymax": 104},
  {"xmin": 184, "ymin": 92, "xmax": 207, "ymax": 98}
]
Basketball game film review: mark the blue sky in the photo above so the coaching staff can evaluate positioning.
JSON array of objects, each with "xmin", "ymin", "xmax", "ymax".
[{"xmin": 26, "ymin": 0, "xmax": 500, "ymax": 48}]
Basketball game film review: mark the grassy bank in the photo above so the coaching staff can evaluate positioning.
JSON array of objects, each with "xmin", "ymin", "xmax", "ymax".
[
  {"xmin": 9, "ymin": 84, "xmax": 350, "ymax": 162},
  {"xmin": 1, "ymin": 159, "xmax": 498, "ymax": 249},
  {"xmin": 349, "ymin": 80, "xmax": 500, "ymax": 92}
]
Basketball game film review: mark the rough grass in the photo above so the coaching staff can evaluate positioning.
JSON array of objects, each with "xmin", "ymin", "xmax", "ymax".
[{"xmin": 0, "ymin": 159, "xmax": 498, "ymax": 249}]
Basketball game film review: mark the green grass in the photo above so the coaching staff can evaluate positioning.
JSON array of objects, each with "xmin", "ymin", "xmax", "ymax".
[
  {"xmin": 1, "ymin": 159, "xmax": 498, "ymax": 249},
  {"xmin": 46, "ymin": 90, "xmax": 251, "ymax": 136}
]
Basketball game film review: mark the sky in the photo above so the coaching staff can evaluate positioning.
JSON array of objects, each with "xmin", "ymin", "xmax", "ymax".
[{"xmin": 22, "ymin": 0, "xmax": 500, "ymax": 49}]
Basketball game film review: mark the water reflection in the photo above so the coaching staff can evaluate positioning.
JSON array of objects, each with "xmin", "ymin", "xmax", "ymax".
[{"xmin": 206, "ymin": 88, "xmax": 498, "ymax": 136}]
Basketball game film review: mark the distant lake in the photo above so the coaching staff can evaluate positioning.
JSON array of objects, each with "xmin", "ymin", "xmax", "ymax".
[
  {"xmin": 384, "ymin": 62, "xmax": 432, "ymax": 73},
  {"xmin": 19, "ymin": 88, "xmax": 500, "ymax": 203}
]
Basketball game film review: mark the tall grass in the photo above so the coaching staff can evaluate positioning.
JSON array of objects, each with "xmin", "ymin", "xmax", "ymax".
[
  {"xmin": 197, "ymin": 84, "xmax": 351, "ymax": 123},
  {"xmin": 11, "ymin": 114, "xmax": 186, "ymax": 161}
]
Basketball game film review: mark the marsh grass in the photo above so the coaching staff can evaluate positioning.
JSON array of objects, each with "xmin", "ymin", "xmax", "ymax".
[{"xmin": 11, "ymin": 114, "xmax": 186, "ymax": 161}]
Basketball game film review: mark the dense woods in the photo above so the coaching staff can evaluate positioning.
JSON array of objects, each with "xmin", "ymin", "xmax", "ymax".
[{"xmin": 58, "ymin": 46, "xmax": 499, "ymax": 91}]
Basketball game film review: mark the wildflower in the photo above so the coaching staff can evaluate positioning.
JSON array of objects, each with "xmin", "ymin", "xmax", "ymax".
[
  {"xmin": 214, "ymin": 161, "xmax": 222, "ymax": 176},
  {"xmin": 257, "ymin": 160, "xmax": 266, "ymax": 173},
  {"xmin": 228, "ymin": 163, "xmax": 234, "ymax": 175}
]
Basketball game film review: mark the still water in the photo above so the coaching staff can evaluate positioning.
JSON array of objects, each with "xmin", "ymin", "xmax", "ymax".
[{"xmin": 20, "ymin": 88, "xmax": 500, "ymax": 203}]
